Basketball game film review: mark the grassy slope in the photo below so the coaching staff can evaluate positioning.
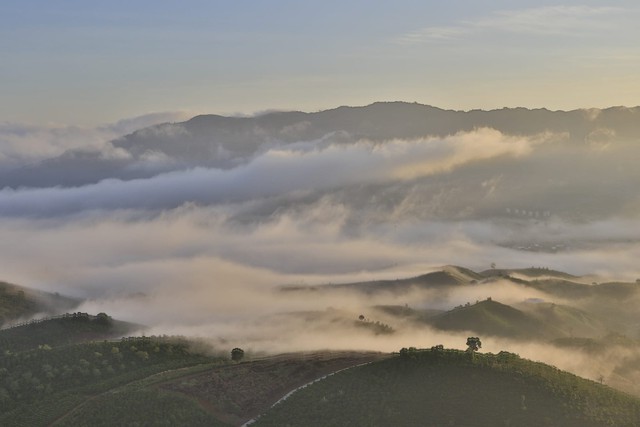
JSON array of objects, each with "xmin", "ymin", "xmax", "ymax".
[
  {"xmin": 49, "ymin": 351, "xmax": 387, "ymax": 427},
  {"xmin": 282, "ymin": 269, "xmax": 474, "ymax": 295},
  {"xmin": 0, "ymin": 281, "xmax": 79, "ymax": 327},
  {"xmin": 428, "ymin": 299, "xmax": 563, "ymax": 340},
  {"xmin": 517, "ymin": 302, "xmax": 607, "ymax": 338},
  {"xmin": 255, "ymin": 349, "xmax": 640, "ymax": 427},
  {"xmin": 0, "ymin": 336, "xmax": 222, "ymax": 427},
  {"xmin": 0, "ymin": 315, "xmax": 139, "ymax": 352}
]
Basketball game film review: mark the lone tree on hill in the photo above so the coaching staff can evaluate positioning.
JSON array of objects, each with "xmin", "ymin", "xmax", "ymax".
[
  {"xmin": 231, "ymin": 347, "xmax": 245, "ymax": 362},
  {"xmin": 466, "ymin": 337, "xmax": 482, "ymax": 352}
]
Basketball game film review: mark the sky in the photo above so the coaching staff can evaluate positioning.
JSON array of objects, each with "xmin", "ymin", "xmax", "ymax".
[{"xmin": 1, "ymin": 1, "xmax": 640, "ymax": 125}]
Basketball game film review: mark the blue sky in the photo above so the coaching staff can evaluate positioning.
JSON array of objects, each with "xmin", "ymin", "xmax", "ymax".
[{"xmin": 1, "ymin": 1, "xmax": 639, "ymax": 124}]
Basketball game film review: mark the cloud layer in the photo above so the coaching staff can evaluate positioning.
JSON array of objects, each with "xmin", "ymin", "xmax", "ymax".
[
  {"xmin": 3, "ymin": 108, "xmax": 640, "ymax": 398},
  {"xmin": 0, "ymin": 129, "xmax": 535, "ymax": 217}
]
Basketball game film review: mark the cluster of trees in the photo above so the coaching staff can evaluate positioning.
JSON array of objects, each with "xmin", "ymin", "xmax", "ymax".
[
  {"xmin": 231, "ymin": 348, "xmax": 244, "ymax": 362},
  {"xmin": 355, "ymin": 315, "xmax": 394, "ymax": 335},
  {"xmin": 0, "ymin": 336, "xmax": 214, "ymax": 423}
]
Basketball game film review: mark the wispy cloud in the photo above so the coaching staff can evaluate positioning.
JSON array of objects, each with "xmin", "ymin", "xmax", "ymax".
[{"xmin": 397, "ymin": 6, "xmax": 623, "ymax": 44}]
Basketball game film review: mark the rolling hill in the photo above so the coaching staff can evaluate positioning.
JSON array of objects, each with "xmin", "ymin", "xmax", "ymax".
[
  {"xmin": 0, "ymin": 312, "xmax": 140, "ymax": 352},
  {"xmin": 0, "ymin": 281, "xmax": 79, "ymax": 327},
  {"xmin": 253, "ymin": 348, "xmax": 640, "ymax": 427},
  {"xmin": 427, "ymin": 299, "xmax": 563, "ymax": 340},
  {"xmin": 516, "ymin": 301, "xmax": 607, "ymax": 339},
  {"xmin": 3, "ymin": 265, "xmax": 640, "ymax": 425},
  {"xmin": 282, "ymin": 266, "xmax": 478, "ymax": 295}
]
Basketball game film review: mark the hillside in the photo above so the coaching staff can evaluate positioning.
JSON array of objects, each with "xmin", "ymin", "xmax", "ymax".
[
  {"xmin": 0, "ymin": 281, "xmax": 79, "ymax": 327},
  {"xmin": 481, "ymin": 267, "xmax": 581, "ymax": 280},
  {"xmin": 0, "ymin": 312, "xmax": 140, "ymax": 352},
  {"xmin": 0, "ymin": 340, "xmax": 384, "ymax": 427},
  {"xmin": 282, "ymin": 267, "xmax": 476, "ymax": 295},
  {"xmin": 517, "ymin": 302, "xmax": 607, "ymax": 339},
  {"xmin": 0, "ymin": 335, "xmax": 222, "ymax": 427},
  {"xmin": 254, "ymin": 348, "xmax": 640, "ymax": 427},
  {"xmin": 427, "ymin": 299, "xmax": 563, "ymax": 340},
  {"xmin": 2, "ymin": 298, "xmax": 640, "ymax": 426}
]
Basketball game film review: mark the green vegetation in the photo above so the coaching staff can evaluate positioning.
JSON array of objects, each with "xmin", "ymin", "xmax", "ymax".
[
  {"xmin": 519, "ymin": 302, "xmax": 606, "ymax": 338},
  {"xmin": 282, "ymin": 268, "xmax": 474, "ymax": 294},
  {"xmin": 0, "ymin": 335, "xmax": 221, "ymax": 427},
  {"xmin": 4, "ymin": 267, "xmax": 640, "ymax": 426},
  {"xmin": 354, "ymin": 318, "xmax": 394, "ymax": 335},
  {"xmin": 157, "ymin": 351, "xmax": 386, "ymax": 426},
  {"xmin": 231, "ymin": 347, "xmax": 245, "ymax": 362},
  {"xmin": 488, "ymin": 267, "xmax": 579, "ymax": 280},
  {"xmin": 466, "ymin": 336, "xmax": 482, "ymax": 352},
  {"xmin": 0, "ymin": 282, "xmax": 79, "ymax": 327},
  {"xmin": 55, "ymin": 388, "xmax": 226, "ymax": 427},
  {"xmin": 0, "ymin": 283, "xmax": 37, "ymax": 326},
  {"xmin": 428, "ymin": 299, "xmax": 561, "ymax": 339},
  {"xmin": 374, "ymin": 304, "xmax": 442, "ymax": 320},
  {"xmin": 0, "ymin": 313, "xmax": 138, "ymax": 352},
  {"xmin": 255, "ymin": 348, "xmax": 640, "ymax": 427}
]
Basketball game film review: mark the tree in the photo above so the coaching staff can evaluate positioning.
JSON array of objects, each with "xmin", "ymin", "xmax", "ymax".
[
  {"xmin": 95, "ymin": 312, "xmax": 112, "ymax": 325},
  {"xmin": 466, "ymin": 337, "xmax": 482, "ymax": 352},
  {"xmin": 231, "ymin": 347, "xmax": 245, "ymax": 362}
]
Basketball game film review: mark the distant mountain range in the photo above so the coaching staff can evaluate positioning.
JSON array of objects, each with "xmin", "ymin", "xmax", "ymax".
[{"xmin": 4, "ymin": 101, "xmax": 640, "ymax": 189}]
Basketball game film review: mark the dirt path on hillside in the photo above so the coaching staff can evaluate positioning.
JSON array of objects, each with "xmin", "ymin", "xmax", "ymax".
[
  {"xmin": 49, "ymin": 351, "xmax": 390, "ymax": 427},
  {"xmin": 159, "ymin": 351, "xmax": 390, "ymax": 426}
]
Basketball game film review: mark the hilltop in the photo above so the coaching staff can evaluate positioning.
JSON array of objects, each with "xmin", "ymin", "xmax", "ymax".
[
  {"xmin": 254, "ymin": 348, "xmax": 640, "ymax": 427},
  {"xmin": 427, "ymin": 299, "xmax": 562, "ymax": 340}
]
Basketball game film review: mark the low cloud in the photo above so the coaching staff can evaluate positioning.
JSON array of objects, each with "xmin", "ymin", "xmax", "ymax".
[
  {"xmin": 0, "ymin": 129, "xmax": 541, "ymax": 217},
  {"xmin": 0, "ymin": 112, "xmax": 188, "ymax": 168},
  {"xmin": 3, "ymin": 111, "xmax": 640, "ymax": 398}
]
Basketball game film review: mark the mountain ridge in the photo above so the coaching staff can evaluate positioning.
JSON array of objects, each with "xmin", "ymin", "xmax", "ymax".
[{"xmin": 5, "ymin": 101, "xmax": 640, "ymax": 190}]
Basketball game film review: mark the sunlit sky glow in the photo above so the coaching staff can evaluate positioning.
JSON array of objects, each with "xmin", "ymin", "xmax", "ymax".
[{"xmin": 1, "ymin": 0, "xmax": 640, "ymax": 125}]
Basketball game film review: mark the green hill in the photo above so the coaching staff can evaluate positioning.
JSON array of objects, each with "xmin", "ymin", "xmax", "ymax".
[
  {"xmin": 428, "ymin": 299, "xmax": 562, "ymax": 339},
  {"xmin": 517, "ymin": 302, "xmax": 607, "ymax": 338},
  {"xmin": 3, "ymin": 335, "xmax": 640, "ymax": 426},
  {"xmin": 373, "ymin": 304, "xmax": 444, "ymax": 321},
  {"xmin": 0, "ymin": 281, "xmax": 79, "ymax": 327},
  {"xmin": 283, "ymin": 267, "xmax": 478, "ymax": 295},
  {"xmin": 254, "ymin": 349, "xmax": 640, "ymax": 427},
  {"xmin": 523, "ymin": 278, "xmax": 594, "ymax": 299},
  {"xmin": 481, "ymin": 267, "xmax": 580, "ymax": 280},
  {"xmin": 0, "ymin": 312, "xmax": 140, "ymax": 352},
  {"xmin": 0, "ymin": 335, "xmax": 222, "ymax": 427}
]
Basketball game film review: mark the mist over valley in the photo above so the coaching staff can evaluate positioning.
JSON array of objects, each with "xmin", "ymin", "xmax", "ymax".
[{"xmin": 3, "ymin": 102, "xmax": 640, "ymax": 425}]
